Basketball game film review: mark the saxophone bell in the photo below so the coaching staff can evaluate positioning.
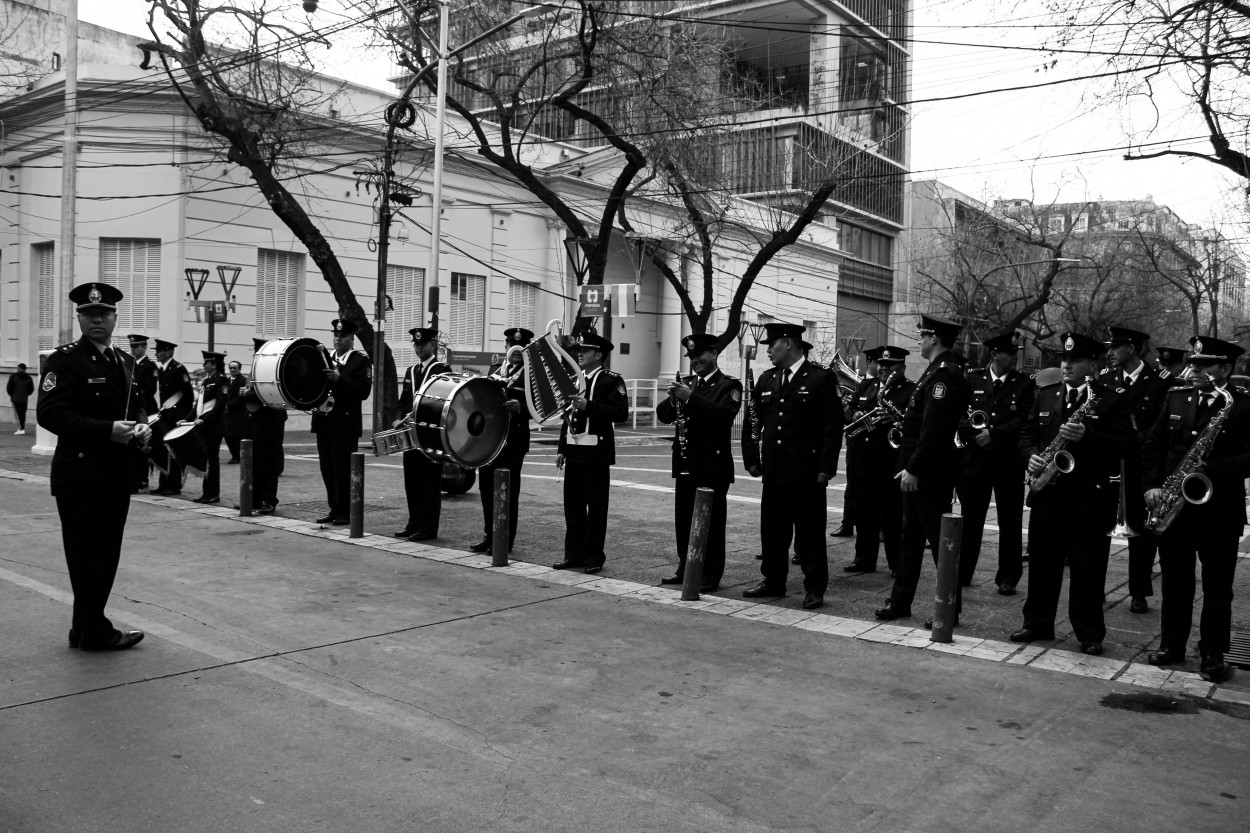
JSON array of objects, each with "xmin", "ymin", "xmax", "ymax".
[
  {"xmin": 969, "ymin": 409, "xmax": 989, "ymax": 430},
  {"xmin": 1180, "ymin": 471, "xmax": 1214, "ymax": 505},
  {"xmin": 1052, "ymin": 449, "xmax": 1075, "ymax": 475},
  {"xmin": 887, "ymin": 426, "xmax": 902, "ymax": 449}
]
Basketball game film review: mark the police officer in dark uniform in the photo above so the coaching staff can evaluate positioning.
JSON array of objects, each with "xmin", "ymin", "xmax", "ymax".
[
  {"xmin": 845, "ymin": 346, "xmax": 914, "ymax": 574},
  {"xmin": 836, "ymin": 347, "xmax": 881, "ymax": 538},
  {"xmin": 956, "ymin": 331, "xmax": 1034, "ymax": 594},
  {"xmin": 656, "ymin": 333, "xmax": 743, "ymax": 591},
  {"xmin": 311, "ymin": 319, "xmax": 372, "ymax": 525},
  {"xmin": 1101, "ymin": 325, "xmax": 1174, "ymax": 613},
  {"xmin": 395, "ymin": 327, "xmax": 452, "ymax": 541},
  {"xmin": 241, "ymin": 338, "xmax": 286, "ymax": 514},
  {"xmin": 876, "ymin": 315, "xmax": 971, "ymax": 624},
  {"xmin": 1155, "ymin": 346, "xmax": 1188, "ymax": 378},
  {"xmin": 37, "ymin": 282, "xmax": 149, "ymax": 651},
  {"xmin": 471, "ymin": 327, "xmax": 533, "ymax": 553},
  {"xmin": 152, "ymin": 338, "xmax": 193, "ymax": 496},
  {"xmin": 554, "ymin": 333, "xmax": 630, "ymax": 574},
  {"xmin": 126, "ymin": 333, "xmax": 157, "ymax": 491},
  {"xmin": 740, "ymin": 322, "xmax": 845, "ymax": 610},
  {"xmin": 1010, "ymin": 332, "xmax": 1134, "ymax": 655},
  {"xmin": 1143, "ymin": 335, "xmax": 1250, "ymax": 682},
  {"xmin": 192, "ymin": 350, "xmax": 229, "ymax": 504},
  {"xmin": 223, "ymin": 359, "xmax": 249, "ymax": 464}
]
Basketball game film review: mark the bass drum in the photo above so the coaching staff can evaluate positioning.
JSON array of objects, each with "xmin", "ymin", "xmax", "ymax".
[
  {"xmin": 412, "ymin": 373, "xmax": 509, "ymax": 468},
  {"xmin": 251, "ymin": 337, "xmax": 331, "ymax": 411}
]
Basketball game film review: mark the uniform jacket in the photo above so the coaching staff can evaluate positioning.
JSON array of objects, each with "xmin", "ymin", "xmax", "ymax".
[
  {"xmin": 398, "ymin": 357, "xmax": 453, "ymax": 417},
  {"xmin": 656, "ymin": 368, "xmax": 742, "ymax": 482},
  {"xmin": 157, "ymin": 358, "xmax": 194, "ymax": 424},
  {"xmin": 311, "ymin": 348, "xmax": 373, "ymax": 438},
  {"xmin": 1098, "ymin": 363, "xmax": 1173, "ymax": 446},
  {"xmin": 851, "ymin": 372, "xmax": 916, "ymax": 470},
  {"xmin": 897, "ymin": 350, "xmax": 971, "ymax": 480},
  {"xmin": 959, "ymin": 367, "xmax": 1034, "ymax": 477},
  {"xmin": 36, "ymin": 337, "xmax": 141, "ymax": 496},
  {"xmin": 558, "ymin": 366, "xmax": 629, "ymax": 465},
  {"xmin": 223, "ymin": 373, "xmax": 250, "ymax": 438},
  {"xmin": 240, "ymin": 384, "xmax": 287, "ymax": 442},
  {"xmin": 741, "ymin": 359, "xmax": 844, "ymax": 485},
  {"xmin": 847, "ymin": 375, "xmax": 879, "ymax": 420},
  {"xmin": 1141, "ymin": 385, "xmax": 1250, "ymax": 527},
  {"xmin": 487, "ymin": 360, "xmax": 532, "ymax": 464},
  {"xmin": 133, "ymin": 354, "xmax": 159, "ymax": 417},
  {"xmin": 1018, "ymin": 378, "xmax": 1134, "ymax": 505},
  {"xmin": 196, "ymin": 371, "xmax": 229, "ymax": 435}
]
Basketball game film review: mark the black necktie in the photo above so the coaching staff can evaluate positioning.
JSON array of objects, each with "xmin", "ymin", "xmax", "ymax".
[
  {"xmin": 1066, "ymin": 387, "xmax": 1081, "ymax": 415},
  {"xmin": 1197, "ymin": 393, "xmax": 1214, "ymax": 423},
  {"xmin": 993, "ymin": 377, "xmax": 1002, "ymax": 394},
  {"xmin": 781, "ymin": 369, "xmax": 791, "ymax": 389}
]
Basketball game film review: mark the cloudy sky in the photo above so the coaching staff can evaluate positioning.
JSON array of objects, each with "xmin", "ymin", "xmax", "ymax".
[{"xmin": 86, "ymin": 0, "xmax": 1245, "ymax": 241}]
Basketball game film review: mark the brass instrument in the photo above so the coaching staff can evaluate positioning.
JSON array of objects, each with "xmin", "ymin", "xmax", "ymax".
[
  {"xmin": 1108, "ymin": 460, "xmax": 1140, "ymax": 538},
  {"xmin": 673, "ymin": 369, "xmax": 691, "ymax": 475},
  {"xmin": 954, "ymin": 407, "xmax": 990, "ymax": 449},
  {"xmin": 844, "ymin": 371, "xmax": 904, "ymax": 448},
  {"xmin": 1143, "ymin": 387, "xmax": 1233, "ymax": 534},
  {"xmin": 1025, "ymin": 376, "xmax": 1100, "ymax": 493}
]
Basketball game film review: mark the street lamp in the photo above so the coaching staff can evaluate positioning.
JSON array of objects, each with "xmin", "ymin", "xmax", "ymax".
[{"xmin": 185, "ymin": 265, "xmax": 241, "ymax": 352}]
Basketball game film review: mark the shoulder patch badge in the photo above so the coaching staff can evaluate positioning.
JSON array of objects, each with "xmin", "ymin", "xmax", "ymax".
[
  {"xmin": 182, "ymin": 371, "xmax": 190, "ymax": 383},
  {"xmin": 617, "ymin": 381, "xmax": 627, "ymax": 397},
  {"xmin": 932, "ymin": 382, "xmax": 946, "ymax": 400},
  {"xmin": 730, "ymin": 388, "xmax": 741, "ymax": 403},
  {"xmin": 42, "ymin": 372, "xmax": 56, "ymax": 392}
]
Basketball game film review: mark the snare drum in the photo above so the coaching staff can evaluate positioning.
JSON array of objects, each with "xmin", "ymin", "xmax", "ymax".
[
  {"xmin": 412, "ymin": 373, "xmax": 509, "ymax": 468},
  {"xmin": 372, "ymin": 424, "xmax": 419, "ymax": 456},
  {"xmin": 251, "ymin": 337, "xmax": 332, "ymax": 411},
  {"xmin": 163, "ymin": 423, "xmax": 209, "ymax": 473}
]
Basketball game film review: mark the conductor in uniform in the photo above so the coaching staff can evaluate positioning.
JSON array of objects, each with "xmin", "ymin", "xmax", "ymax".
[
  {"xmin": 312, "ymin": 318, "xmax": 372, "ymax": 525},
  {"xmin": 740, "ymin": 322, "xmax": 844, "ymax": 611},
  {"xmin": 37, "ymin": 282, "xmax": 149, "ymax": 650},
  {"xmin": 1102, "ymin": 325, "xmax": 1173, "ymax": 613},
  {"xmin": 1142, "ymin": 335, "xmax": 1250, "ymax": 682},
  {"xmin": 656, "ymin": 333, "xmax": 743, "ymax": 592},
  {"xmin": 395, "ymin": 327, "xmax": 451, "ymax": 541},
  {"xmin": 1010, "ymin": 332, "xmax": 1133, "ymax": 655},
  {"xmin": 956, "ymin": 331, "xmax": 1034, "ymax": 594},
  {"xmin": 845, "ymin": 346, "xmax": 914, "ymax": 575},
  {"xmin": 472, "ymin": 326, "xmax": 533, "ymax": 553},
  {"xmin": 837, "ymin": 347, "xmax": 881, "ymax": 539},
  {"xmin": 152, "ymin": 338, "xmax": 193, "ymax": 496},
  {"xmin": 554, "ymin": 333, "xmax": 629, "ymax": 574},
  {"xmin": 192, "ymin": 350, "xmax": 229, "ymax": 504},
  {"xmin": 876, "ymin": 315, "xmax": 971, "ymax": 624}
]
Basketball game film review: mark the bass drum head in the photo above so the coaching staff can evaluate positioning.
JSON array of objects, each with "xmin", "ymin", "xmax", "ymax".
[
  {"xmin": 164, "ymin": 423, "xmax": 209, "ymax": 473},
  {"xmin": 414, "ymin": 374, "xmax": 509, "ymax": 468},
  {"xmin": 251, "ymin": 338, "xmax": 330, "ymax": 410}
]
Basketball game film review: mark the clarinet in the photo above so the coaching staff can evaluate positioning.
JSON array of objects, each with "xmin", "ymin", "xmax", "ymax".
[
  {"xmin": 744, "ymin": 364, "xmax": 760, "ymax": 445},
  {"xmin": 674, "ymin": 369, "xmax": 691, "ymax": 475}
]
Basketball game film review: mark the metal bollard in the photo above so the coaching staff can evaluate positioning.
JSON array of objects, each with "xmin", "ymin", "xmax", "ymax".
[
  {"xmin": 491, "ymin": 468, "xmax": 510, "ymax": 567},
  {"xmin": 931, "ymin": 512, "xmax": 963, "ymax": 643},
  {"xmin": 349, "ymin": 452, "xmax": 365, "ymax": 538},
  {"xmin": 681, "ymin": 487, "xmax": 714, "ymax": 601},
  {"xmin": 239, "ymin": 438, "xmax": 254, "ymax": 517}
]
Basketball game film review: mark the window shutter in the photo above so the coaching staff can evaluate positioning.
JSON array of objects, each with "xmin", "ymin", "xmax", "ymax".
[
  {"xmin": 35, "ymin": 243, "xmax": 56, "ymax": 350},
  {"xmin": 449, "ymin": 272, "xmax": 485, "ymax": 349},
  {"xmin": 388, "ymin": 264, "xmax": 425, "ymax": 369},
  {"xmin": 507, "ymin": 279, "xmax": 537, "ymax": 331},
  {"xmin": 100, "ymin": 239, "xmax": 161, "ymax": 345},
  {"xmin": 257, "ymin": 249, "xmax": 304, "ymax": 338}
]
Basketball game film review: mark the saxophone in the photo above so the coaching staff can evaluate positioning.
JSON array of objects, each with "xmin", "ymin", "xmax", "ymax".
[
  {"xmin": 673, "ymin": 369, "xmax": 691, "ymax": 475},
  {"xmin": 1025, "ymin": 376, "xmax": 1100, "ymax": 493},
  {"xmin": 1143, "ymin": 387, "xmax": 1233, "ymax": 534}
]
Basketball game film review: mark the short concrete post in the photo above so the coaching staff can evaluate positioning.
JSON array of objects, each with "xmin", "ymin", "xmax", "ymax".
[
  {"xmin": 931, "ymin": 512, "xmax": 963, "ymax": 643},
  {"xmin": 238, "ymin": 438, "xmax": 253, "ymax": 517},
  {"xmin": 491, "ymin": 468, "xmax": 510, "ymax": 567},
  {"xmin": 349, "ymin": 451, "xmax": 365, "ymax": 538},
  {"xmin": 681, "ymin": 487, "xmax": 714, "ymax": 601}
]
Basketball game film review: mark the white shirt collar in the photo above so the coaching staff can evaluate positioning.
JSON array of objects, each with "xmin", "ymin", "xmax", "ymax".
[
  {"xmin": 785, "ymin": 357, "xmax": 805, "ymax": 377},
  {"xmin": 1122, "ymin": 361, "xmax": 1144, "ymax": 384},
  {"xmin": 989, "ymin": 368, "xmax": 1007, "ymax": 384}
]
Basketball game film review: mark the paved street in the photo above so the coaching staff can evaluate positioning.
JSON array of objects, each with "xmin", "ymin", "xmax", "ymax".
[{"xmin": 2, "ymin": 428, "xmax": 1249, "ymax": 831}]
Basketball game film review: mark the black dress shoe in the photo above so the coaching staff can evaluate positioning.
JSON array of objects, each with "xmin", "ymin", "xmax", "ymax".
[
  {"xmin": 408, "ymin": 532, "xmax": 436, "ymax": 541},
  {"xmin": 997, "ymin": 584, "xmax": 1017, "ymax": 596},
  {"xmin": 659, "ymin": 575, "xmax": 683, "ymax": 585},
  {"xmin": 1147, "ymin": 648, "xmax": 1185, "ymax": 666},
  {"xmin": 193, "ymin": 495, "xmax": 220, "ymax": 504},
  {"xmin": 228, "ymin": 458, "xmax": 240, "ymax": 464},
  {"xmin": 1080, "ymin": 641, "xmax": 1104, "ymax": 656},
  {"xmin": 316, "ymin": 514, "xmax": 336, "ymax": 524},
  {"xmin": 874, "ymin": 601, "xmax": 910, "ymax": 620},
  {"xmin": 394, "ymin": 527, "xmax": 416, "ymax": 538},
  {"xmin": 583, "ymin": 565, "xmax": 603, "ymax": 575},
  {"xmin": 1129, "ymin": 596, "xmax": 1149, "ymax": 614},
  {"xmin": 1009, "ymin": 627, "xmax": 1053, "ymax": 643},
  {"xmin": 332, "ymin": 517, "xmax": 350, "ymax": 526},
  {"xmin": 71, "ymin": 628, "xmax": 144, "ymax": 651},
  {"xmin": 802, "ymin": 592, "xmax": 824, "ymax": 610},
  {"xmin": 843, "ymin": 562, "xmax": 876, "ymax": 573},
  {"xmin": 154, "ymin": 489, "xmax": 182, "ymax": 496},
  {"xmin": 469, "ymin": 538, "xmax": 492, "ymax": 553},
  {"xmin": 1199, "ymin": 653, "xmax": 1230, "ymax": 683},
  {"xmin": 552, "ymin": 560, "xmax": 584, "ymax": 570},
  {"xmin": 258, "ymin": 504, "xmax": 276, "ymax": 515},
  {"xmin": 742, "ymin": 581, "xmax": 785, "ymax": 598},
  {"xmin": 831, "ymin": 523, "xmax": 854, "ymax": 537},
  {"xmin": 790, "ymin": 554, "xmax": 801, "ymax": 565},
  {"xmin": 700, "ymin": 583, "xmax": 720, "ymax": 593}
]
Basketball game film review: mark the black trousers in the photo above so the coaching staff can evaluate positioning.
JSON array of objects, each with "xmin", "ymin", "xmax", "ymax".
[
  {"xmin": 1157, "ymin": 519, "xmax": 1240, "ymax": 656},
  {"xmin": 851, "ymin": 473, "xmax": 902, "ymax": 571},
  {"xmin": 760, "ymin": 481, "xmax": 828, "ymax": 594},
  {"xmin": 316, "ymin": 433, "xmax": 356, "ymax": 519},
  {"xmin": 201, "ymin": 432, "xmax": 223, "ymax": 498},
  {"xmin": 672, "ymin": 476, "xmax": 730, "ymax": 585},
  {"xmin": 157, "ymin": 457, "xmax": 182, "ymax": 493},
  {"xmin": 479, "ymin": 454, "xmax": 524, "ymax": 547},
  {"xmin": 253, "ymin": 440, "xmax": 282, "ymax": 507},
  {"xmin": 563, "ymin": 461, "xmax": 610, "ymax": 568},
  {"xmin": 12, "ymin": 400, "xmax": 27, "ymax": 429},
  {"xmin": 840, "ymin": 444, "xmax": 858, "ymax": 528},
  {"xmin": 403, "ymin": 450, "xmax": 442, "ymax": 536},
  {"xmin": 130, "ymin": 444, "xmax": 149, "ymax": 489},
  {"xmin": 957, "ymin": 468, "xmax": 1025, "ymax": 588},
  {"xmin": 225, "ymin": 435, "xmax": 242, "ymax": 462},
  {"xmin": 57, "ymin": 490, "xmax": 130, "ymax": 639},
  {"xmin": 1123, "ymin": 471, "xmax": 1158, "ymax": 597},
  {"xmin": 1021, "ymin": 490, "xmax": 1112, "ymax": 643},
  {"xmin": 889, "ymin": 477, "xmax": 960, "ymax": 613}
]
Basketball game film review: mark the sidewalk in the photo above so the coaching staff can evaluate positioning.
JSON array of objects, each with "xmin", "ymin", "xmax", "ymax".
[{"xmin": 1, "ymin": 469, "xmax": 1248, "ymax": 832}]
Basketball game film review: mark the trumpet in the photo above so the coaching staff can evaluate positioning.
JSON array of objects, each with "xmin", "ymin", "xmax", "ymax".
[
  {"xmin": 954, "ymin": 407, "xmax": 990, "ymax": 448},
  {"xmin": 844, "ymin": 399, "xmax": 904, "ymax": 448}
]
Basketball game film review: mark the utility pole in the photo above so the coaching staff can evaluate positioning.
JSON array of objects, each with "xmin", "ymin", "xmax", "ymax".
[{"xmin": 58, "ymin": 0, "xmax": 79, "ymax": 344}]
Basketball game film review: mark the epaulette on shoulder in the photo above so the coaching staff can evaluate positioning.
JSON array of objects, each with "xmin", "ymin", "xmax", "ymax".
[
  {"xmin": 57, "ymin": 342, "xmax": 78, "ymax": 354},
  {"xmin": 1158, "ymin": 369, "xmax": 1172, "ymax": 378}
]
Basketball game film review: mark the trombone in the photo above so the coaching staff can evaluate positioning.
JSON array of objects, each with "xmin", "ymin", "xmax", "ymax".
[{"xmin": 954, "ymin": 407, "xmax": 990, "ymax": 448}]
